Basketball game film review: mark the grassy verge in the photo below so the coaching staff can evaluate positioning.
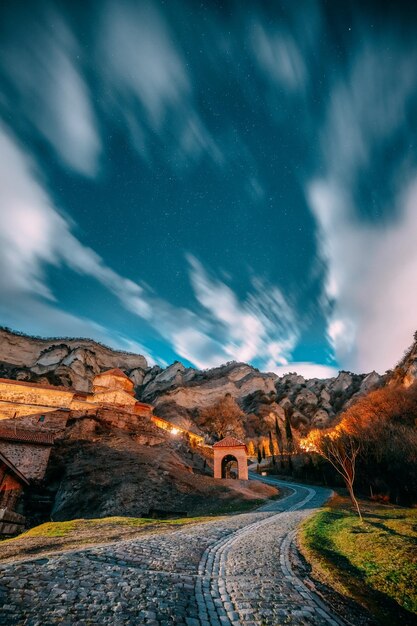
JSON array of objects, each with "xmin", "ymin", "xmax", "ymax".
[
  {"xmin": 0, "ymin": 489, "xmax": 281, "ymax": 562},
  {"xmin": 299, "ymin": 495, "xmax": 417, "ymax": 625},
  {"xmin": 14, "ymin": 515, "xmax": 205, "ymax": 538},
  {"xmin": 0, "ymin": 515, "xmax": 209, "ymax": 562}
]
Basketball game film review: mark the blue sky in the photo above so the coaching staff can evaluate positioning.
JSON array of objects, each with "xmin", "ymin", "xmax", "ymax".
[{"xmin": 1, "ymin": 0, "xmax": 417, "ymax": 377}]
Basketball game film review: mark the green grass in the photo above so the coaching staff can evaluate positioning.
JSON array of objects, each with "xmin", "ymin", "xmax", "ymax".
[
  {"xmin": 5, "ymin": 515, "xmax": 207, "ymax": 540},
  {"xmin": 300, "ymin": 496, "xmax": 417, "ymax": 624}
]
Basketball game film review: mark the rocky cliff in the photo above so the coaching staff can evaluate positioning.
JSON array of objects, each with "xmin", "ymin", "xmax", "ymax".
[
  {"xmin": 0, "ymin": 327, "xmax": 147, "ymax": 392},
  {"xmin": 141, "ymin": 362, "xmax": 383, "ymax": 437},
  {"xmin": 388, "ymin": 331, "xmax": 417, "ymax": 388},
  {"xmin": 0, "ymin": 327, "xmax": 388, "ymax": 437}
]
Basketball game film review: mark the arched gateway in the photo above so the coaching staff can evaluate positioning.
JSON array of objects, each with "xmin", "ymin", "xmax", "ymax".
[{"xmin": 213, "ymin": 436, "xmax": 248, "ymax": 480}]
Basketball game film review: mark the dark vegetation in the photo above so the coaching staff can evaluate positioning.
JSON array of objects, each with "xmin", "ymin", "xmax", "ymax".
[{"xmin": 259, "ymin": 382, "xmax": 417, "ymax": 510}]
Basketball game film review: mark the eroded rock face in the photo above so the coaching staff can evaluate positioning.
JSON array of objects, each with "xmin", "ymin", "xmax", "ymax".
[
  {"xmin": 140, "ymin": 361, "xmax": 276, "ymax": 406},
  {"xmin": 388, "ymin": 334, "xmax": 417, "ymax": 388},
  {"xmin": 0, "ymin": 328, "xmax": 147, "ymax": 391},
  {"xmin": 0, "ymin": 328, "xmax": 385, "ymax": 435}
]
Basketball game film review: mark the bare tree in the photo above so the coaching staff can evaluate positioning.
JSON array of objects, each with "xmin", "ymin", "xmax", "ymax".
[{"xmin": 302, "ymin": 427, "xmax": 362, "ymax": 520}]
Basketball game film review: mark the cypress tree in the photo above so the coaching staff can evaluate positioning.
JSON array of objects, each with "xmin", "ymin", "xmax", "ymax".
[
  {"xmin": 284, "ymin": 404, "xmax": 294, "ymax": 473},
  {"xmin": 275, "ymin": 416, "xmax": 284, "ymax": 469},
  {"xmin": 269, "ymin": 430, "xmax": 276, "ymax": 465}
]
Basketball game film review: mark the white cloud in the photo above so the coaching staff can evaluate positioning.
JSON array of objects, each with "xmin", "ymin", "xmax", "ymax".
[
  {"xmin": 308, "ymin": 38, "xmax": 417, "ymax": 373},
  {"xmin": 0, "ymin": 124, "xmax": 232, "ymax": 371},
  {"xmin": 186, "ymin": 255, "xmax": 300, "ymax": 368},
  {"xmin": 0, "ymin": 7, "xmax": 100, "ymax": 176},
  {"xmin": 272, "ymin": 362, "xmax": 338, "ymax": 380},
  {"xmin": 97, "ymin": 0, "xmax": 221, "ymax": 165},
  {"xmin": 0, "ymin": 124, "xmax": 152, "ymax": 316},
  {"xmin": 249, "ymin": 3, "xmax": 321, "ymax": 95},
  {"xmin": 0, "ymin": 125, "xmax": 156, "ymax": 355},
  {"xmin": 251, "ymin": 23, "xmax": 307, "ymax": 92},
  {"xmin": 170, "ymin": 327, "xmax": 225, "ymax": 370},
  {"xmin": 99, "ymin": 0, "xmax": 189, "ymax": 129}
]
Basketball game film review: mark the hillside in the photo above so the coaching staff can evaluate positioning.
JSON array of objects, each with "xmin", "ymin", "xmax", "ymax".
[{"xmin": 0, "ymin": 407, "xmax": 276, "ymax": 524}]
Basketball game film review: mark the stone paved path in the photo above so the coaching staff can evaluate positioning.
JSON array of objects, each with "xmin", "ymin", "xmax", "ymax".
[{"xmin": 0, "ymin": 477, "xmax": 343, "ymax": 626}]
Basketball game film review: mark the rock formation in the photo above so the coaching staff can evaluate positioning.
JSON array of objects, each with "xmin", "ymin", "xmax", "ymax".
[
  {"xmin": 388, "ymin": 331, "xmax": 417, "ymax": 387},
  {"xmin": 0, "ymin": 327, "xmax": 387, "ymax": 440},
  {"xmin": 0, "ymin": 328, "xmax": 147, "ymax": 392}
]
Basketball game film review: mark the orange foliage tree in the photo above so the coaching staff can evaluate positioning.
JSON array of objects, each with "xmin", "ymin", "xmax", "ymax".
[
  {"xmin": 302, "ymin": 381, "xmax": 417, "ymax": 508},
  {"xmin": 198, "ymin": 394, "xmax": 245, "ymax": 440}
]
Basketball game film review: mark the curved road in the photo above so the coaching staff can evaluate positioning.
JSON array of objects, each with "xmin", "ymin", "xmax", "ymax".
[{"xmin": 0, "ymin": 477, "xmax": 342, "ymax": 626}]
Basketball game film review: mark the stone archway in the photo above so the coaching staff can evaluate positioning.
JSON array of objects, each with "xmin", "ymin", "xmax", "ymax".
[
  {"xmin": 221, "ymin": 454, "xmax": 239, "ymax": 479},
  {"xmin": 213, "ymin": 436, "xmax": 248, "ymax": 480}
]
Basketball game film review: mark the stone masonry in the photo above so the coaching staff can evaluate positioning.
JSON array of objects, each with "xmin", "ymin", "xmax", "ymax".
[{"xmin": 0, "ymin": 478, "xmax": 342, "ymax": 626}]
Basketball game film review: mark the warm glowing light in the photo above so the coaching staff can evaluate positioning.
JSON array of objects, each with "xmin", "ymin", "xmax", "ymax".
[{"xmin": 171, "ymin": 427, "xmax": 180, "ymax": 435}]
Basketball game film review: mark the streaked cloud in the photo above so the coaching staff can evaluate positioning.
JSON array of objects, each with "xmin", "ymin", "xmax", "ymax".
[
  {"xmin": 0, "ymin": 125, "xmax": 153, "ymax": 354},
  {"xmin": 0, "ymin": 123, "xmax": 298, "ymax": 372},
  {"xmin": 251, "ymin": 24, "xmax": 308, "ymax": 92},
  {"xmin": 308, "ymin": 35, "xmax": 417, "ymax": 372},
  {"xmin": 97, "ymin": 0, "xmax": 222, "ymax": 165},
  {"xmin": 249, "ymin": 1, "xmax": 321, "ymax": 95},
  {"xmin": 0, "ymin": 6, "xmax": 100, "ymax": 176},
  {"xmin": 272, "ymin": 362, "xmax": 338, "ymax": 379},
  {"xmin": 187, "ymin": 255, "xmax": 300, "ymax": 368}
]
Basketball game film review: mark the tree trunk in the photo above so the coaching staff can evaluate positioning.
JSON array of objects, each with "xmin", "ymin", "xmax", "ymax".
[{"xmin": 346, "ymin": 481, "xmax": 362, "ymax": 521}]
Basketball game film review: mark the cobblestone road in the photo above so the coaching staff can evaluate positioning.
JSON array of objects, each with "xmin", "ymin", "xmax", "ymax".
[{"xmin": 0, "ymin": 477, "xmax": 342, "ymax": 626}]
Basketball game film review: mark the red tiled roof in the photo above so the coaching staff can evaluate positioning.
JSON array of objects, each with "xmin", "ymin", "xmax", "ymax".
[
  {"xmin": 213, "ymin": 436, "xmax": 246, "ymax": 448},
  {"xmin": 94, "ymin": 368, "xmax": 131, "ymax": 380},
  {"xmin": 0, "ymin": 427, "xmax": 55, "ymax": 446}
]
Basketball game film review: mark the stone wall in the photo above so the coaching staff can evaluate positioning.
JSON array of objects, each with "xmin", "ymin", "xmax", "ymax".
[
  {"xmin": 0, "ymin": 381, "xmax": 74, "ymax": 412},
  {"xmin": 213, "ymin": 447, "xmax": 248, "ymax": 480},
  {"xmin": 93, "ymin": 373, "xmax": 134, "ymax": 394},
  {"xmin": 0, "ymin": 410, "xmax": 69, "ymax": 432},
  {"xmin": 0, "ymin": 403, "xmax": 61, "ymax": 420},
  {"xmin": 88, "ymin": 389, "xmax": 137, "ymax": 408},
  {"xmin": 0, "ymin": 442, "xmax": 52, "ymax": 480}
]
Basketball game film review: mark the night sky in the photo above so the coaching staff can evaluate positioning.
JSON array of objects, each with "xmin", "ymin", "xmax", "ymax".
[{"xmin": 1, "ymin": 0, "xmax": 417, "ymax": 377}]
